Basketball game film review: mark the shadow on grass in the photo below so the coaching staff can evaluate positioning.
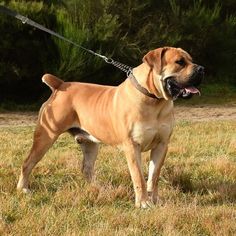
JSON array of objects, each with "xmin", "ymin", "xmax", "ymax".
[{"xmin": 165, "ymin": 170, "xmax": 236, "ymax": 204}]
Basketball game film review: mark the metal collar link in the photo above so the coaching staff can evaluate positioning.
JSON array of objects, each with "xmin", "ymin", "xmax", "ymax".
[{"xmin": 105, "ymin": 58, "xmax": 133, "ymax": 74}]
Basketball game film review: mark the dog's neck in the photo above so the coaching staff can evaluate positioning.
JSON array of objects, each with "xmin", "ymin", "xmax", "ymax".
[
  {"xmin": 132, "ymin": 63, "xmax": 164, "ymax": 99},
  {"xmin": 133, "ymin": 63, "xmax": 165, "ymax": 99}
]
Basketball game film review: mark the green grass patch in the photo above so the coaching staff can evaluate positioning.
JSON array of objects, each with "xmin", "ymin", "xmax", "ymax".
[{"xmin": 0, "ymin": 121, "xmax": 235, "ymax": 235}]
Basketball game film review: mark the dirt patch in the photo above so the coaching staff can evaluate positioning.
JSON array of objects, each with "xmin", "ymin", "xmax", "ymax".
[
  {"xmin": 0, "ymin": 112, "xmax": 37, "ymax": 127},
  {"xmin": 174, "ymin": 105, "xmax": 236, "ymax": 122},
  {"xmin": 0, "ymin": 105, "xmax": 235, "ymax": 127}
]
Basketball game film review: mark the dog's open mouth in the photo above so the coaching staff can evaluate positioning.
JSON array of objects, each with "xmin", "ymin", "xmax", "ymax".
[
  {"xmin": 165, "ymin": 77, "xmax": 201, "ymax": 99},
  {"xmin": 182, "ymin": 86, "xmax": 201, "ymax": 97}
]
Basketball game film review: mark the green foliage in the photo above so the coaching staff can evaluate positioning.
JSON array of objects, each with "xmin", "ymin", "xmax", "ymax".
[
  {"xmin": 0, "ymin": 0, "xmax": 58, "ymax": 103},
  {"xmin": 0, "ymin": 0, "xmax": 236, "ymax": 104},
  {"xmin": 52, "ymin": 0, "xmax": 121, "ymax": 81}
]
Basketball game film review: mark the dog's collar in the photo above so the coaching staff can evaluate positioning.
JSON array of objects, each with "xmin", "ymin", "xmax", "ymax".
[{"xmin": 128, "ymin": 73, "xmax": 159, "ymax": 99}]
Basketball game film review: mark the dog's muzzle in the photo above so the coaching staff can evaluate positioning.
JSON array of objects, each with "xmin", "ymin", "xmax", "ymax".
[{"xmin": 165, "ymin": 65, "xmax": 204, "ymax": 100}]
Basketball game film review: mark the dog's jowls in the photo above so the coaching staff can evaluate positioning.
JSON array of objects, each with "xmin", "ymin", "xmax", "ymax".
[{"xmin": 17, "ymin": 47, "xmax": 204, "ymax": 208}]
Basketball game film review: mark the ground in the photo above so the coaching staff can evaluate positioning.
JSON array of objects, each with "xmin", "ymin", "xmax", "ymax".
[
  {"xmin": 0, "ymin": 105, "xmax": 236, "ymax": 127},
  {"xmin": 0, "ymin": 105, "xmax": 235, "ymax": 235}
]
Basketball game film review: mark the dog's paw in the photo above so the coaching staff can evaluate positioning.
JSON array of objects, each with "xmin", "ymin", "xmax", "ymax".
[
  {"xmin": 135, "ymin": 200, "xmax": 154, "ymax": 209},
  {"xmin": 18, "ymin": 188, "xmax": 31, "ymax": 194},
  {"xmin": 17, "ymin": 185, "xmax": 31, "ymax": 194},
  {"xmin": 22, "ymin": 188, "xmax": 31, "ymax": 194},
  {"xmin": 147, "ymin": 191, "xmax": 164, "ymax": 205}
]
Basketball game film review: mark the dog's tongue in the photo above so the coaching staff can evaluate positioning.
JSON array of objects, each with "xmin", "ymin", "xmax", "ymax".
[{"xmin": 185, "ymin": 86, "xmax": 201, "ymax": 95}]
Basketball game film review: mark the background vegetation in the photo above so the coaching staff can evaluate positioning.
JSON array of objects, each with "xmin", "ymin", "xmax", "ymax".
[{"xmin": 0, "ymin": 0, "xmax": 236, "ymax": 106}]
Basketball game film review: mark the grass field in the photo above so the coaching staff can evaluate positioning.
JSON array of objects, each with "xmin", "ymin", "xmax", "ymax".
[{"xmin": 0, "ymin": 120, "xmax": 236, "ymax": 235}]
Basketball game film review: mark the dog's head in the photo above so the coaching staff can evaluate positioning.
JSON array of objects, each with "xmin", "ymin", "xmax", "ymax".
[{"xmin": 143, "ymin": 47, "xmax": 204, "ymax": 100}]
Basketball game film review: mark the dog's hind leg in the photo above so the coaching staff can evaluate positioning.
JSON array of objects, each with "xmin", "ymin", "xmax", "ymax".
[
  {"xmin": 17, "ymin": 124, "xmax": 59, "ymax": 193},
  {"xmin": 68, "ymin": 127, "xmax": 99, "ymax": 182},
  {"xmin": 80, "ymin": 142, "xmax": 99, "ymax": 182}
]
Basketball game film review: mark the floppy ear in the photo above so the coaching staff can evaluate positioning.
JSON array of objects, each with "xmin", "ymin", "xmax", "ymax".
[{"xmin": 142, "ymin": 47, "xmax": 168, "ymax": 74}]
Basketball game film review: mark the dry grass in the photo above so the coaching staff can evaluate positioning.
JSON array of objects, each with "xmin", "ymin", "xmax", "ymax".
[{"xmin": 0, "ymin": 121, "xmax": 236, "ymax": 235}]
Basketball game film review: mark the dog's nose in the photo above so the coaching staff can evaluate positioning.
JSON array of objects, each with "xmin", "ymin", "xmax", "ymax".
[{"xmin": 197, "ymin": 65, "xmax": 204, "ymax": 74}]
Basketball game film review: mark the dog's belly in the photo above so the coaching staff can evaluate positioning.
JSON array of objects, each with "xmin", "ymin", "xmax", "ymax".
[
  {"xmin": 132, "ymin": 121, "xmax": 172, "ymax": 152},
  {"xmin": 68, "ymin": 127, "xmax": 101, "ymax": 143}
]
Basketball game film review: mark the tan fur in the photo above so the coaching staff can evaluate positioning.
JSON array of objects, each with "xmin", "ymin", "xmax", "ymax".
[
  {"xmin": 17, "ymin": 47, "xmax": 197, "ymax": 208},
  {"xmin": 42, "ymin": 74, "xmax": 63, "ymax": 91}
]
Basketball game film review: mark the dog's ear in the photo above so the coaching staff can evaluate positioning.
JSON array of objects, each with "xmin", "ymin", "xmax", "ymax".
[{"xmin": 142, "ymin": 47, "xmax": 168, "ymax": 74}]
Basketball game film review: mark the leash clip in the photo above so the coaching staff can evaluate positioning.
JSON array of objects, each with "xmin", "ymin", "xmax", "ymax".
[
  {"xmin": 126, "ymin": 68, "xmax": 133, "ymax": 77},
  {"xmin": 20, "ymin": 16, "xmax": 28, "ymax": 24},
  {"xmin": 104, "ymin": 57, "xmax": 113, "ymax": 64}
]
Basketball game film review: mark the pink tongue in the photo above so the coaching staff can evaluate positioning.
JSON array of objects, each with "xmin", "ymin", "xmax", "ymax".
[{"xmin": 185, "ymin": 86, "xmax": 201, "ymax": 95}]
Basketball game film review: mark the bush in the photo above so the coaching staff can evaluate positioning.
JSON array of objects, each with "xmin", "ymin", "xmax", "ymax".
[
  {"xmin": 0, "ymin": 0, "xmax": 236, "ymax": 105},
  {"xmin": 0, "ymin": 0, "xmax": 58, "ymax": 103},
  {"xmin": 52, "ymin": 0, "xmax": 121, "ymax": 83}
]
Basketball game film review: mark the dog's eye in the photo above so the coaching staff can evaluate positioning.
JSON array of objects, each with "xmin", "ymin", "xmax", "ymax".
[{"xmin": 176, "ymin": 59, "xmax": 185, "ymax": 66}]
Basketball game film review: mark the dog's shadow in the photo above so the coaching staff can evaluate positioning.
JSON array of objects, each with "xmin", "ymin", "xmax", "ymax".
[{"xmin": 163, "ymin": 169, "xmax": 236, "ymax": 204}]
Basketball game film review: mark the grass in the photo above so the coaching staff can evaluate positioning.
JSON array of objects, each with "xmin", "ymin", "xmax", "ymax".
[{"xmin": 0, "ymin": 121, "xmax": 236, "ymax": 235}]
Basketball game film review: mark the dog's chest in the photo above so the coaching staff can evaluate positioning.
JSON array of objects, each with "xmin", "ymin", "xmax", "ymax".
[{"xmin": 131, "ymin": 119, "xmax": 173, "ymax": 152}]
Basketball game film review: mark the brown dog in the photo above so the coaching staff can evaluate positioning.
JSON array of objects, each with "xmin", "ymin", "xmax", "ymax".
[{"xmin": 17, "ymin": 47, "xmax": 204, "ymax": 208}]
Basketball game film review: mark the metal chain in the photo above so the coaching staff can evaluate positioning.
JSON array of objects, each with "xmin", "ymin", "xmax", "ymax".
[{"xmin": 104, "ymin": 58, "xmax": 133, "ymax": 76}]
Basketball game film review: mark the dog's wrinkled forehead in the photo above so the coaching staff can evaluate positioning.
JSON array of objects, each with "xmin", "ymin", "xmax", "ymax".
[
  {"xmin": 164, "ymin": 48, "xmax": 193, "ymax": 65},
  {"xmin": 142, "ymin": 47, "xmax": 193, "ymax": 74}
]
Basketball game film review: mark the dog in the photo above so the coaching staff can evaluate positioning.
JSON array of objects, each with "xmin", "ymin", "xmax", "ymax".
[{"xmin": 17, "ymin": 47, "xmax": 204, "ymax": 208}]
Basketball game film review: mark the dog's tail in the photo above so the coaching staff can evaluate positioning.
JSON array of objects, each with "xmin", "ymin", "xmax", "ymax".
[{"xmin": 42, "ymin": 74, "xmax": 64, "ymax": 91}]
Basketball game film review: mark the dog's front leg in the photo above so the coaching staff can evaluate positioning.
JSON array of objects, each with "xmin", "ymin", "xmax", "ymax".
[
  {"xmin": 147, "ymin": 142, "xmax": 168, "ymax": 204},
  {"xmin": 124, "ymin": 142, "xmax": 152, "ymax": 208}
]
